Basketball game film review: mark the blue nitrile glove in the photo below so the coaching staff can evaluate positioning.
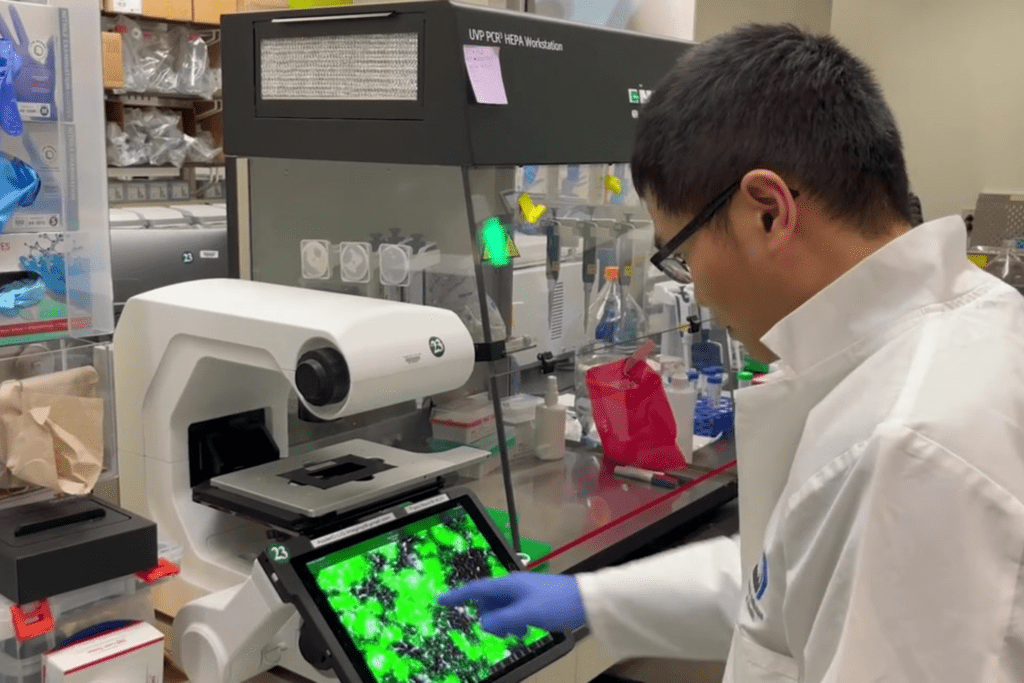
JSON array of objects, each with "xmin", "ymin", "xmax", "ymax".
[
  {"xmin": 0, "ymin": 6, "xmax": 56, "ymax": 111},
  {"xmin": 17, "ymin": 131, "xmax": 59, "ymax": 219},
  {"xmin": 0, "ymin": 40, "xmax": 23, "ymax": 136},
  {"xmin": 438, "ymin": 572, "xmax": 586, "ymax": 638},
  {"xmin": 0, "ymin": 152, "xmax": 41, "ymax": 231},
  {"xmin": 0, "ymin": 276, "xmax": 45, "ymax": 316}
]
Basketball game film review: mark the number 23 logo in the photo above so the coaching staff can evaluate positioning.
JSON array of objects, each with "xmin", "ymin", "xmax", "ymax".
[{"xmin": 269, "ymin": 545, "xmax": 290, "ymax": 563}]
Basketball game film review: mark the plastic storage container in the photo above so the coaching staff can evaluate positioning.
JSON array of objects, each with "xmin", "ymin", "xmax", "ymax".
[
  {"xmin": 665, "ymin": 375, "xmax": 697, "ymax": 463},
  {"xmin": 126, "ymin": 207, "xmax": 191, "ymax": 230},
  {"xmin": 107, "ymin": 209, "xmax": 146, "ymax": 231},
  {"xmin": 168, "ymin": 204, "xmax": 228, "ymax": 229},
  {"xmin": 0, "ymin": 560, "xmax": 178, "ymax": 683},
  {"xmin": 157, "ymin": 538, "xmax": 183, "ymax": 569},
  {"xmin": 0, "ymin": 339, "xmax": 116, "ymax": 501},
  {"xmin": 430, "ymin": 393, "xmax": 496, "ymax": 444},
  {"xmin": 501, "ymin": 394, "xmax": 543, "ymax": 459}
]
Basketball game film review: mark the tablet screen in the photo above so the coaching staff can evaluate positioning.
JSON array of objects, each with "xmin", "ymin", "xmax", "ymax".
[{"xmin": 300, "ymin": 501, "xmax": 558, "ymax": 683}]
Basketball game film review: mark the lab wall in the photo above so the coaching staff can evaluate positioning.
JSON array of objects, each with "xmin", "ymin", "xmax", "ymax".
[
  {"xmin": 532, "ymin": 0, "xmax": 695, "ymax": 40},
  {"xmin": 830, "ymin": 0, "xmax": 1024, "ymax": 222},
  {"xmin": 694, "ymin": 0, "xmax": 832, "ymax": 41}
]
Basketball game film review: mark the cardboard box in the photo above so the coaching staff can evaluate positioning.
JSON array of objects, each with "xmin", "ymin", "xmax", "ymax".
[
  {"xmin": 288, "ymin": 0, "xmax": 351, "ymax": 8},
  {"xmin": 43, "ymin": 621, "xmax": 164, "ymax": 683},
  {"xmin": 126, "ymin": 182, "xmax": 149, "ymax": 202},
  {"xmin": 169, "ymin": 180, "xmax": 190, "ymax": 200},
  {"xmin": 146, "ymin": 182, "xmax": 170, "ymax": 202},
  {"xmin": 104, "ymin": 0, "xmax": 191, "ymax": 22},
  {"xmin": 192, "ymin": 0, "xmax": 236, "ymax": 23},
  {"xmin": 101, "ymin": 32, "xmax": 124, "ymax": 90},
  {"xmin": 109, "ymin": 181, "xmax": 126, "ymax": 203},
  {"xmin": 235, "ymin": 0, "xmax": 291, "ymax": 10}
]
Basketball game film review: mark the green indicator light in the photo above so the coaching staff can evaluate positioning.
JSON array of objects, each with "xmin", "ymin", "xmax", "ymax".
[{"xmin": 481, "ymin": 216, "xmax": 511, "ymax": 267}]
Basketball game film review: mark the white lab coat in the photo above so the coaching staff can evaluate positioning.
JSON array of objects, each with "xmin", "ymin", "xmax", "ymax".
[{"xmin": 577, "ymin": 216, "xmax": 1024, "ymax": 682}]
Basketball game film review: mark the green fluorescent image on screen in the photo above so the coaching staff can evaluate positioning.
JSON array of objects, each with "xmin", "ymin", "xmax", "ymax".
[{"xmin": 306, "ymin": 507, "xmax": 551, "ymax": 683}]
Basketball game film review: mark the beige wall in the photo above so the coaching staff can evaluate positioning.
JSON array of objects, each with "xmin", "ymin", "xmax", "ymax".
[
  {"xmin": 831, "ymin": 0, "xmax": 1024, "ymax": 221},
  {"xmin": 694, "ymin": 0, "xmax": 832, "ymax": 41},
  {"xmin": 624, "ymin": 1, "xmax": 696, "ymax": 41}
]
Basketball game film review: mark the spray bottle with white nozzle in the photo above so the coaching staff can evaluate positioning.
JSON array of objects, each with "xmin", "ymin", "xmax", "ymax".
[{"xmin": 535, "ymin": 375, "xmax": 567, "ymax": 461}]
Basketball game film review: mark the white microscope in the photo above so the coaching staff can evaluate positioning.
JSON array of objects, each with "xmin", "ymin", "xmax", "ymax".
[{"xmin": 113, "ymin": 279, "xmax": 492, "ymax": 682}]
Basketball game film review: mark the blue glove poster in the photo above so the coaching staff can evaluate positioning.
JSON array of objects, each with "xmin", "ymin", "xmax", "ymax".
[
  {"xmin": 0, "ymin": 3, "xmax": 59, "ymax": 122},
  {"xmin": 0, "ymin": 0, "xmax": 67, "ymax": 234}
]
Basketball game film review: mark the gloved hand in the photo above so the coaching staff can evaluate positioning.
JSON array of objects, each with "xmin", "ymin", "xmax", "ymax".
[
  {"xmin": 438, "ymin": 572, "xmax": 587, "ymax": 638},
  {"xmin": 0, "ymin": 6, "xmax": 56, "ymax": 112}
]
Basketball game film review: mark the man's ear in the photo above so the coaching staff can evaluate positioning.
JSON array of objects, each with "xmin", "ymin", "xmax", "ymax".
[{"xmin": 740, "ymin": 170, "xmax": 797, "ymax": 237}]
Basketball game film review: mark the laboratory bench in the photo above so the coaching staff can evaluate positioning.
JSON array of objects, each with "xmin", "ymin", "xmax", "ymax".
[
  {"xmin": 461, "ymin": 436, "xmax": 737, "ymax": 574},
  {"xmin": 155, "ymin": 434, "xmax": 738, "ymax": 683},
  {"xmin": 476, "ymin": 359, "xmax": 738, "ymax": 572},
  {"xmin": 148, "ymin": 389, "xmax": 740, "ymax": 683}
]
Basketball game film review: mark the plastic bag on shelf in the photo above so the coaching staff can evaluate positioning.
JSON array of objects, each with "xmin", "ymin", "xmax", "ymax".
[
  {"xmin": 144, "ymin": 111, "xmax": 187, "ymax": 168},
  {"xmin": 209, "ymin": 68, "xmax": 222, "ymax": 96},
  {"xmin": 122, "ymin": 110, "xmax": 149, "ymax": 159},
  {"xmin": 174, "ymin": 28, "xmax": 218, "ymax": 99},
  {"xmin": 105, "ymin": 122, "xmax": 146, "ymax": 167},
  {"xmin": 150, "ymin": 29, "xmax": 179, "ymax": 94},
  {"xmin": 123, "ymin": 107, "xmax": 189, "ymax": 168},
  {"xmin": 115, "ymin": 17, "xmax": 147, "ymax": 92},
  {"xmin": 115, "ymin": 16, "xmax": 177, "ymax": 93},
  {"xmin": 185, "ymin": 130, "xmax": 221, "ymax": 163}
]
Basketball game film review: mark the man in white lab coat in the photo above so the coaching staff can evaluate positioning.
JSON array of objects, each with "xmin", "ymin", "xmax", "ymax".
[{"xmin": 441, "ymin": 24, "xmax": 1024, "ymax": 682}]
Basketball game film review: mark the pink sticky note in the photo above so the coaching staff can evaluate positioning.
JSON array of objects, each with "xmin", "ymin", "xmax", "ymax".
[{"xmin": 463, "ymin": 45, "xmax": 508, "ymax": 105}]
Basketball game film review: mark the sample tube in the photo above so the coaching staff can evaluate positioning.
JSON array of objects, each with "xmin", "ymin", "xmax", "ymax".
[{"xmin": 708, "ymin": 373, "xmax": 723, "ymax": 407}]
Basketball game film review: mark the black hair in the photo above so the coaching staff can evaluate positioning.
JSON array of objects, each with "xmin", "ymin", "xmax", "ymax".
[{"xmin": 632, "ymin": 24, "xmax": 912, "ymax": 236}]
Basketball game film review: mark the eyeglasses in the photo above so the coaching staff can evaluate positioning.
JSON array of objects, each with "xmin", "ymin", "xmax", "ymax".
[{"xmin": 650, "ymin": 182, "xmax": 799, "ymax": 283}]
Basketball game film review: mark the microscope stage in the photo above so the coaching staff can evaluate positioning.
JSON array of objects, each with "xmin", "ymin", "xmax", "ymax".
[{"xmin": 208, "ymin": 439, "xmax": 488, "ymax": 518}]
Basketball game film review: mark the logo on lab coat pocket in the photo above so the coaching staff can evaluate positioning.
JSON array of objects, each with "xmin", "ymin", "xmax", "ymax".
[{"xmin": 745, "ymin": 553, "xmax": 769, "ymax": 621}]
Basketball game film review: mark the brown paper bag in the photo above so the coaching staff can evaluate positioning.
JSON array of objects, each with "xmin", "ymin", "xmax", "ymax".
[{"xmin": 0, "ymin": 367, "xmax": 104, "ymax": 495}]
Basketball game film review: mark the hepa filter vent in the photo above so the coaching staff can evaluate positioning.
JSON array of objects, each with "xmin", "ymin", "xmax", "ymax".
[{"xmin": 261, "ymin": 33, "xmax": 419, "ymax": 101}]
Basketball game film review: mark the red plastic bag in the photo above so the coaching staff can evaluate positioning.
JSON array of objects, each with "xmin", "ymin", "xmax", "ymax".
[{"xmin": 586, "ymin": 344, "xmax": 687, "ymax": 471}]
